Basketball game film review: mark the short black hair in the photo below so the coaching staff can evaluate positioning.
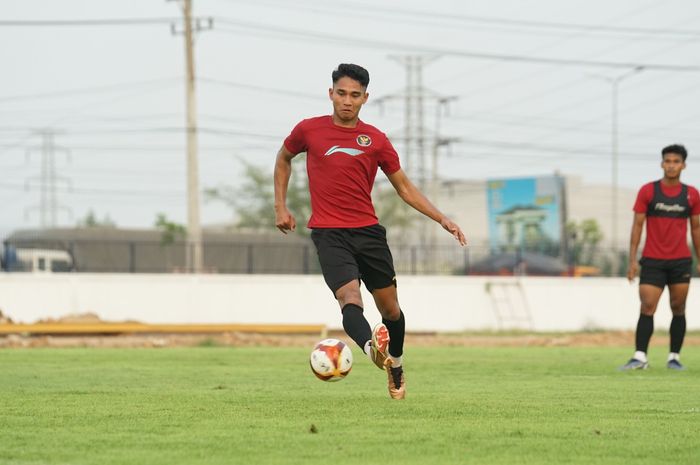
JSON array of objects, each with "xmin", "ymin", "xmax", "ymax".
[
  {"xmin": 332, "ymin": 63, "xmax": 370, "ymax": 88},
  {"xmin": 662, "ymin": 144, "xmax": 687, "ymax": 161}
]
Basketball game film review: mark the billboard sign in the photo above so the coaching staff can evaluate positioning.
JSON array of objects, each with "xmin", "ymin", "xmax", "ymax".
[{"xmin": 486, "ymin": 175, "xmax": 565, "ymax": 252}]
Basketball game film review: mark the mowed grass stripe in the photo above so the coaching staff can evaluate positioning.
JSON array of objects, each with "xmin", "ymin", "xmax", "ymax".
[{"xmin": 0, "ymin": 347, "xmax": 698, "ymax": 465}]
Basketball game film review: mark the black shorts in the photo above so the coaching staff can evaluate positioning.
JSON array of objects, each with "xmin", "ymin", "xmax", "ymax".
[
  {"xmin": 639, "ymin": 257, "xmax": 692, "ymax": 288},
  {"xmin": 310, "ymin": 224, "xmax": 397, "ymax": 295}
]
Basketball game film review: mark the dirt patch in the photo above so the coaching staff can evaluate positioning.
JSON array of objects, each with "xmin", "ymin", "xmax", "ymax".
[
  {"xmin": 2, "ymin": 313, "xmax": 698, "ymax": 348},
  {"xmin": 2, "ymin": 330, "xmax": 699, "ymax": 349}
]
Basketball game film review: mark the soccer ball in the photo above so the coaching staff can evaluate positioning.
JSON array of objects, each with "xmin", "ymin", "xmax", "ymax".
[{"xmin": 309, "ymin": 338, "xmax": 353, "ymax": 382}]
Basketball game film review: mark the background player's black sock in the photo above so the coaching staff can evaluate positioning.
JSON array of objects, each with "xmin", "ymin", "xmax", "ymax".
[
  {"xmin": 635, "ymin": 314, "xmax": 654, "ymax": 353},
  {"xmin": 383, "ymin": 310, "xmax": 405, "ymax": 358},
  {"xmin": 341, "ymin": 304, "xmax": 372, "ymax": 351},
  {"xmin": 670, "ymin": 315, "xmax": 686, "ymax": 354}
]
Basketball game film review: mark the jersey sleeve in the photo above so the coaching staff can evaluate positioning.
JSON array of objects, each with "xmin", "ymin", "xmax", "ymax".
[
  {"xmin": 377, "ymin": 135, "xmax": 401, "ymax": 175},
  {"xmin": 689, "ymin": 186, "xmax": 700, "ymax": 215},
  {"xmin": 283, "ymin": 120, "xmax": 307, "ymax": 154},
  {"xmin": 633, "ymin": 183, "xmax": 653, "ymax": 213}
]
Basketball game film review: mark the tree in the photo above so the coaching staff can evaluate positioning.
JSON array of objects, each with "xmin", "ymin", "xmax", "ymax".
[
  {"xmin": 206, "ymin": 157, "xmax": 416, "ymax": 237},
  {"xmin": 155, "ymin": 213, "xmax": 186, "ymax": 246},
  {"xmin": 371, "ymin": 184, "xmax": 416, "ymax": 244},
  {"xmin": 77, "ymin": 210, "xmax": 116, "ymax": 228},
  {"xmin": 205, "ymin": 157, "xmax": 312, "ymax": 235},
  {"xmin": 566, "ymin": 219, "xmax": 603, "ymax": 266}
]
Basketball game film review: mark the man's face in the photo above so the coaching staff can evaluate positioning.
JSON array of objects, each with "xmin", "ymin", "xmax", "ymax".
[
  {"xmin": 661, "ymin": 152, "xmax": 685, "ymax": 179},
  {"xmin": 329, "ymin": 76, "xmax": 368, "ymax": 123}
]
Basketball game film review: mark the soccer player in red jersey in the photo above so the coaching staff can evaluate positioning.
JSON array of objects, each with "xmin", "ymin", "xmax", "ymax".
[
  {"xmin": 620, "ymin": 144, "xmax": 700, "ymax": 370},
  {"xmin": 274, "ymin": 64, "xmax": 466, "ymax": 398}
]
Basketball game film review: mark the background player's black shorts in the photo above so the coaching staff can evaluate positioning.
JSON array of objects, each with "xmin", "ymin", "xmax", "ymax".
[
  {"xmin": 310, "ymin": 224, "xmax": 397, "ymax": 296},
  {"xmin": 639, "ymin": 257, "xmax": 692, "ymax": 288}
]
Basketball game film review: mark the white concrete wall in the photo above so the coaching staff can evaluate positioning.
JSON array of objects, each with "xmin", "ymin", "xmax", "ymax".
[{"xmin": 0, "ymin": 274, "xmax": 695, "ymax": 332}]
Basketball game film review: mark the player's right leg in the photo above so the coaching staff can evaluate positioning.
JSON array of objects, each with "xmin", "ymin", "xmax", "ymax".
[
  {"xmin": 335, "ymin": 280, "xmax": 376, "ymax": 359},
  {"xmin": 311, "ymin": 229, "xmax": 374, "ymax": 358},
  {"xmin": 619, "ymin": 276, "xmax": 663, "ymax": 370}
]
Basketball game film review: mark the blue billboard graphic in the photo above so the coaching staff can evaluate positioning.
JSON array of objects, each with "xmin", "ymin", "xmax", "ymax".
[{"xmin": 486, "ymin": 175, "xmax": 565, "ymax": 252}]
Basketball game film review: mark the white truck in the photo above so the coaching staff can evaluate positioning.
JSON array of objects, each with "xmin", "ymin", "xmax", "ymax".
[{"xmin": 2, "ymin": 248, "xmax": 73, "ymax": 273}]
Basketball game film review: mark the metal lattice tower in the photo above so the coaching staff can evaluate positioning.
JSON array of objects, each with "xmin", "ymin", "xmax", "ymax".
[{"xmin": 25, "ymin": 129, "xmax": 71, "ymax": 228}]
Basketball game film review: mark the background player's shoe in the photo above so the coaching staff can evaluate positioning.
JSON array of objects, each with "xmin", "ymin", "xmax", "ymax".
[
  {"xmin": 618, "ymin": 358, "xmax": 649, "ymax": 371},
  {"xmin": 667, "ymin": 359, "xmax": 686, "ymax": 370},
  {"xmin": 385, "ymin": 358, "xmax": 405, "ymax": 400},
  {"xmin": 370, "ymin": 323, "xmax": 389, "ymax": 370}
]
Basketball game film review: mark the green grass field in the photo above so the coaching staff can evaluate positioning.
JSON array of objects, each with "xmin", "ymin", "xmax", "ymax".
[{"xmin": 1, "ymin": 346, "xmax": 698, "ymax": 465}]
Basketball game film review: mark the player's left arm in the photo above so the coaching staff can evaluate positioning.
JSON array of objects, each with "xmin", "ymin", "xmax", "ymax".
[
  {"xmin": 689, "ymin": 187, "xmax": 700, "ymax": 274},
  {"xmin": 690, "ymin": 215, "xmax": 700, "ymax": 274},
  {"xmin": 386, "ymin": 168, "xmax": 466, "ymax": 246}
]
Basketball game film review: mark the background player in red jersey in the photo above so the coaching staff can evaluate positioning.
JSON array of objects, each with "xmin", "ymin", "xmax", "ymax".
[
  {"xmin": 621, "ymin": 144, "xmax": 700, "ymax": 371},
  {"xmin": 274, "ymin": 63, "xmax": 466, "ymax": 399}
]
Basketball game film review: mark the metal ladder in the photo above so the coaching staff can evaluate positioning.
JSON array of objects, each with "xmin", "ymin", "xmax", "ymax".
[{"xmin": 485, "ymin": 280, "xmax": 534, "ymax": 330}]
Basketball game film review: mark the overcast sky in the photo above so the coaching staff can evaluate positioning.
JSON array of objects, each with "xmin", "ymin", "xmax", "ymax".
[{"xmin": 2, "ymin": 0, "xmax": 700, "ymax": 237}]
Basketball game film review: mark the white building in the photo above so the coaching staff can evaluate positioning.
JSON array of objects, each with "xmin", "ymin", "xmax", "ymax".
[{"xmin": 377, "ymin": 175, "xmax": 638, "ymax": 251}]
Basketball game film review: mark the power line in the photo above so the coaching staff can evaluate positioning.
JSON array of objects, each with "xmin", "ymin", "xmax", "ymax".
[
  {"xmin": 0, "ymin": 181, "xmax": 183, "ymax": 197},
  {"xmin": 41, "ymin": 126, "xmax": 282, "ymax": 140},
  {"xmin": 199, "ymin": 77, "xmax": 321, "ymax": 101},
  {"xmin": 216, "ymin": 0, "xmax": 656, "ymax": 42},
  {"xmin": 443, "ymin": 7, "xmax": 700, "ymax": 144},
  {"xmin": 4, "ymin": 8, "xmax": 699, "ymax": 39},
  {"xmin": 0, "ymin": 77, "xmax": 181, "ymax": 103},
  {"xmin": 225, "ymin": 0, "xmax": 700, "ymax": 39},
  {"xmin": 0, "ymin": 18, "xmax": 180, "ymax": 26},
  {"xmin": 215, "ymin": 19, "xmax": 700, "ymax": 71},
  {"xmin": 448, "ymin": 112, "xmax": 697, "ymax": 138},
  {"xmin": 451, "ymin": 137, "xmax": 638, "ymax": 158}
]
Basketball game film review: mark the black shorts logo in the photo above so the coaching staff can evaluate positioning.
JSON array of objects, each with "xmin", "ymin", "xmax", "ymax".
[{"xmin": 357, "ymin": 134, "xmax": 372, "ymax": 147}]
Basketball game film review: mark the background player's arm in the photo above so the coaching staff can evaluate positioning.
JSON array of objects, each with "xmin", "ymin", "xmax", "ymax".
[
  {"xmin": 387, "ymin": 168, "xmax": 466, "ymax": 246},
  {"xmin": 627, "ymin": 212, "xmax": 645, "ymax": 281},
  {"xmin": 273, "ymin": 145, "xmax": 298, "ymax": 234},
  {"xmin": 690, "ymin": 215, "xmax": 700, "ymax": 274}
]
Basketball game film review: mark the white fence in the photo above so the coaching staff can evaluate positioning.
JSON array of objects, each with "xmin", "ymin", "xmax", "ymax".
[{"xmin": 0, "ymin": 274, "xmax": 695, "ymax": 332}]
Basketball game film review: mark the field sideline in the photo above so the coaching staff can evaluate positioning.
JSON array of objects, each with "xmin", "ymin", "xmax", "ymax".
[{"xmin": 1, "ymin": 346, "xmax": 698, "ymax": 465}]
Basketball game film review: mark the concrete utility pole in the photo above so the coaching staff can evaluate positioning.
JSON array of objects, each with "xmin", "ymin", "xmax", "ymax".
[
  {"xmin": 170, "ymin": 0, "xmax": 213, "ymax": 273},
  {"xmin": 589, "ymin": 66, "xmax": 644, "ymax": 275},
  {"xmin": 610, "ymin": 67, "xmax": 644, "ymax": 275},
  {"xmin": 183, "ymin": 0, "xmax": 202, "ymax": 273}
]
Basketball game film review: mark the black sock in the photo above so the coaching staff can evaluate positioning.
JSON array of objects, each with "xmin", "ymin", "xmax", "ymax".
[
  {"xmin": 670, "ymin": 315, "xmax": 686, "ymax": 354},
  {"xmin": 383, "ymin": 311, "xmax": 405, "ymax": 358},
  {"xmin": 341, "ymin": 304, "xmax": 372, "ymax": 352},
  {"xmin": 635, "ymin": 314, "xmax": 654, "ymax": 353}
]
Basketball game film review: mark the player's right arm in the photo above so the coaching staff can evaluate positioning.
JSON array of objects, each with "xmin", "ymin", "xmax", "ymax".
[
  {"xmin": 627, "ymin": 212, "xmax": 645, "ymax": 282},
  {"xmin": 274, "ymin": 145, "xmax": 298, "ymax": 234}
]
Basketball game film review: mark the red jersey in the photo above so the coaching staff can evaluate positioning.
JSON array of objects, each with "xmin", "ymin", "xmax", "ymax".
[
  {"xmin": 633, "ymin": 180, "xmax": 700, "ymax": 259},
  {"xmin": 284, "ymin": 116, "xmax": 401, "ymax": 228}
]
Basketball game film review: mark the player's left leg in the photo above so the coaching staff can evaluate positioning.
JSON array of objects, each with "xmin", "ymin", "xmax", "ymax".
[
  {"xmin": 372, "ymin": 285, "xmax": 406, "ymax": 399},
  {"xmin": 371, "ymin": 285, "xmax": 404, "ymax": 364},
  {"xmin": 666, "ymin": 257, "xmax": 691, "ymax": 370},
  {"xmin": 667, "ymin": 282, "xmax": 689, "ymax": 370},
  {"xmin": 354, "ymin": 224, "xmax": 405, "ymax": 399}
]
